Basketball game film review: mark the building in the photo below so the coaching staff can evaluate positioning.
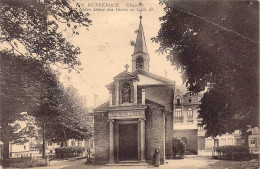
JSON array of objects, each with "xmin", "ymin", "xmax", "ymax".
[
  {"xmin": 173, "ymin": 88, "xmax": 203, "ymax": 154},
  {"xmin": 174, "ymin": 87, "xmax": 243, "ymax": 154},
  {"xmin": 248, "ymin": 127, "xmax": 260, "ymax": 154},
  {"xmin": 9, "ymin": 142, "xmax": 30, "ymax": 158},
  {"xmin": 94, "ymin": 16, "xmax": 176, "ymax": 164}
]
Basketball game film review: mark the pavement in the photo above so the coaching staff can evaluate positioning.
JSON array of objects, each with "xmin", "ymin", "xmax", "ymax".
[{"xmin": 4, "ymin": 155, "xmax": 258, "ymax": 169}]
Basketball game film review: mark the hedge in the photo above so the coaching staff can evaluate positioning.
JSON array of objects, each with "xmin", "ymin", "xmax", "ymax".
[
  {"xmin": 55, "ymin": 146, "xmax": 85, "ymax": 158},
  {"xmin": 214, "ymin": 146, "xmax": 251, "ymax": 161},
  {"xmin": 172, "ymin": 137, "xmax": 186, "ymax": 158},
  {"xmin": 2, "ymin": 157, "xmax": 47, "ymax": 168}
]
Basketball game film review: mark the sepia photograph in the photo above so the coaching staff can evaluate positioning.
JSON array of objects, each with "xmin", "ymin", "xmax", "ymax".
[{"xmin": 0, "ymin": 0, "xmax": 259, "ymax": 168}]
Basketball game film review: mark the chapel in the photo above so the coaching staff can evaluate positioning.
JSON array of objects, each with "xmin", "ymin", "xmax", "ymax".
[{"xmin": 94, "ymin": 16, "xmax": 176, "ymax": 164}]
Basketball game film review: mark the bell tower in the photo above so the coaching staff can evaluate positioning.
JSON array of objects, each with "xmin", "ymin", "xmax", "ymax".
[{"xmin": 132, "ymin": 15, "xmax": 150, "ymax": 72}]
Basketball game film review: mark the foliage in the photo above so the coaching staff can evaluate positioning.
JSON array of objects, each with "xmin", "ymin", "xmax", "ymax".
[
  {"xmin": 55, "ymin": 146, "xmax": 85, "ymax": 158},
  {"xmin": 11, "ymin": 114, "xmax": 39, "ymax": 144},
  {"xmin": 0, "ymin": 50, "xmax": 62, "ymax": 158},
  {"xmin": 35, "ymin": 84, "xmax": 93, "ymax": 143},
  {"xmin": 0, "ymin": 51, "xmax": 92, "ymax": 159},
  {"xmin": 2, "ymin": 157, "xmax": 47, "ymax": 168},
  {"xmin": 172, "ymin": 136, "xmax": 186, "ymax": 158},
  {"xmin": 153, "ymin": 1, "xmax": 259, "ymax": 137},
  {"xmin": 0, "ymin": 50, "xmax": 56, "ymax": 136},
  {"xmin": 0, "ymin": 0, "xmax": 91, "ymax": 70},
  {"xmin": 214, "ymin": 146, "xmax": 251, "ymax": 161}
]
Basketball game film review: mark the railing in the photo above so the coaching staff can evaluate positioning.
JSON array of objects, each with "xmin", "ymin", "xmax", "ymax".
[{"xmin": 174, "ymin": 116, "xmax": 183, "ymax": 122}]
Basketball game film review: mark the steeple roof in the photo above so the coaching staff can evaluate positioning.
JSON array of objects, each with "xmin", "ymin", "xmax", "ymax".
[{"xmin": 133, "ymin": 16, "xmax": 148, "ymax": 55}]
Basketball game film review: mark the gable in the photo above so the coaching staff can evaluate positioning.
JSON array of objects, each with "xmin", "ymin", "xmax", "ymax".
[
  {"xmin": 133, "ymin": 69, "xmax": 175, "ymax": 85},
  {"xmin": 113, "ymin": 71, "xmax": 138, "ymax": 80},
  {"xmin": 137, "ymin": 74, "xmax": 164, "ymax": 85}
]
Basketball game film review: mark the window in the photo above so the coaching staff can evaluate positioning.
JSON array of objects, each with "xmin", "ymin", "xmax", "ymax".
[
  {"xmin": 176, "ymin": 96, "xmax": 181, "ymax": 105},
  {"xmin": 136, "ymin": 56, "xmax": 144, "ymax": 70},
  {"xmin": 174, "ymin": 109, "xmax": 182, "ymax": 117},
  {"xmin": 71, "ymin": 141, "xmax": 76, "ymax": 146},
  {"xmin": 24, "ymin": 145, "xmax": 26, "ymax": 150},
  {"xmin": 177, "ymin": 99, "xmax": 181, "ymax": 105},
  {"xmin": 188, "ymin": 98, "xmax": 192, "ymax": 103},
  {"xmin": 78, "ymin": 141, "xmax": 82, "ymax": 147},
  {"xmin": 198, "ymin": 126, "xmax": 204, "ymax": 131},
  {"xmin": 48, "ymin": 142, "xmax": 52, "ymax": 146},
  {"xmin": 250, "ymin": 139, "xmax": 256, "ymax": 147},
  {"xmin": 187, "ymin": 108, "xmax": 193, "ymax": 117}
]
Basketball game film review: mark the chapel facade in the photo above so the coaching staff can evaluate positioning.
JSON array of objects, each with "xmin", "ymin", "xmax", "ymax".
[{"xmin": 94, "ymin": 16, "xmax": 176, "ymax": 164}]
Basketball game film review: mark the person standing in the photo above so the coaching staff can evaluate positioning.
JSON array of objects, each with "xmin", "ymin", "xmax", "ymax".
[{"xmin": 153, "ymin": 146, "xmax": 160, "ymax": 167}]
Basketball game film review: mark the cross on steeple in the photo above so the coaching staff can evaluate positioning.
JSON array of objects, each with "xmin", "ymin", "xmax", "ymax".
[
  {"xmin": 124, "ymin": 64, "xmax": 129, "ymax": 71},
  {"xmin": 139, "ymin": 2, "xmax": 142, "ymax": 21}
]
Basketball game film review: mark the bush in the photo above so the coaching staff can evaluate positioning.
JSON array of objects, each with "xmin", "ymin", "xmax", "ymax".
[
  {"xmin": 215, "ymin": 146, "xmax": 251, "ymax": 161},
  {"xmin": 2, "ymin": 157, "xmax": 47, "ymax": 168},
  {"xmin": 172, "ymin": 137, "xmax": 186, "ymax": 158},
  {"xmin": 55, "ymin": 146, "xmax": 85, "ymax": 158}
]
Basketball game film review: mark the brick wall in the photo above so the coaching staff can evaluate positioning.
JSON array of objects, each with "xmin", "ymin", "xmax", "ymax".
[
  {"xmin": 165, "ymin": 110, "xmax": 173, "ymax": 158},
  {"xmin": 94, "ymin": 112, "xmax": 109, "ymax": 164},
  {"xmin": 145, "ymin": 86, "xmax": 174, "ymax": 159},
  {"xmin": 174, "ymin": 129, "xmax": 198, "ymax": 154},
  {"xmin": 145, "ymin": 108, "xmax": 165, "ymax": 164}
]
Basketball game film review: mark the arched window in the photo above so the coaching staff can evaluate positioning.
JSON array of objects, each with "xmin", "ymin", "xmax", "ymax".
[
  {"xmin": 136, "ymin": 56, "xmax": 144, "ymax": 70},
  {"xmin": 121, "ymin": 82, "xmax": 131, "ymax": 103},
  {"xmin": 175, "ymin": 95, "xmax": 182, "ymax": 105},
  {"xmin": 188, "ymin": 108, "xmax": 193, "ymax": 117},
  {"xmin": 174, "ymin": 108, "xmax": 182, "ymax": 117}
]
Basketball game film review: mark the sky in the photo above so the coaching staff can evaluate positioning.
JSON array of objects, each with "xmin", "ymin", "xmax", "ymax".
[{"xmin": 58, "ymin": 0, "xmax": 183, "ymax": 107}]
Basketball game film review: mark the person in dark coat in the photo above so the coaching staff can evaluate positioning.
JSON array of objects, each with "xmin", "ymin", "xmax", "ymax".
[{"xmin": 153, "ymin": 146, "xmax": 160, "ymax": 167}]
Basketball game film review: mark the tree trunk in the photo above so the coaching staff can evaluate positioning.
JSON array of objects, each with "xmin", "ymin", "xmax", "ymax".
[
  {"xmin": 42, "ymin": 122, "xmax": 46, "ymax": 159},
  {"xmin": 61, "ymin": 126, "xmax": 68, "ymax": 147},
  {"xmin": 2, "ymin": 123, "xmax": 10, "ymax": 159}
]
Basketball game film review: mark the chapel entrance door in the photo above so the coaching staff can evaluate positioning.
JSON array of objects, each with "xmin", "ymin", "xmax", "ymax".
[{"xmin": 119, "ymin": 123, "xmax": 138, "ymax": 161}]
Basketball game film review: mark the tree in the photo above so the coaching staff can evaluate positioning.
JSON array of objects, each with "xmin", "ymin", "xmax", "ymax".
[
  {"xmin": 0, "ymin": 0, "xmax": 91, "ymax": 70},
  {"xmin": 35, "ymin": 84, "xmax": 92, "ymax": 144},
  {"xmin": 153, "ymin": 1, "xmax": 259, "ymax": 137},
  {"xmin": 1, "ymin": 51, "xmax": 93, "ymax": 159},
  {"xmin": 34, "ymin": 85, "xmax": 92, "ymax": 158},
  {"xmin": 10, "ymin": 113, "xmax": 39, "ymax": 144},
  {"xmin": 0, "ymin": 0, "xmax": 91, "ymax": 159},
  {"xmin": 0, "ymin": 51, "xmax": 61, "ymax": 159}
]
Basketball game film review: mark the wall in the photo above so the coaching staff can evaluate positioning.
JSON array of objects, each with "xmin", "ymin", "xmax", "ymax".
[
  {"xmin": 174, "ymin": 129, "xmax": 198, "ymax": 154},
  {"xmin": 145, "ymin": 86, "xmax": 174, "ymax": 159},
  {"xmin": 94, "ymin": 112, "xmax": 109, "ymax": 164},
  {"xmin": 145, "ymin": 108, "xmax": 165, "ymax": 164}
]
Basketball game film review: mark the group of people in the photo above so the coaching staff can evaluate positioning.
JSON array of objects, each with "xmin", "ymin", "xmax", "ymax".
[{"xmin": 153, "ymin": 134, "xmax": 187, "ymax": 167}]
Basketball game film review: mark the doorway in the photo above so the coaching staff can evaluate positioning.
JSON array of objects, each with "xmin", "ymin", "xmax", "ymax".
[
  {"xmin": 118, "ymin": 123, "xmax": 138, "ymax": 161},
  {"xmin": 214, "ymin": 139, "xmax": 219, "ymax": 148}
]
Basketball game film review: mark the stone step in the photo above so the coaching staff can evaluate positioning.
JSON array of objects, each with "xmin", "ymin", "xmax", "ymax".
[{"xmin": 106, "ymin": 161, "xmax": 149, "ymax": 166}]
